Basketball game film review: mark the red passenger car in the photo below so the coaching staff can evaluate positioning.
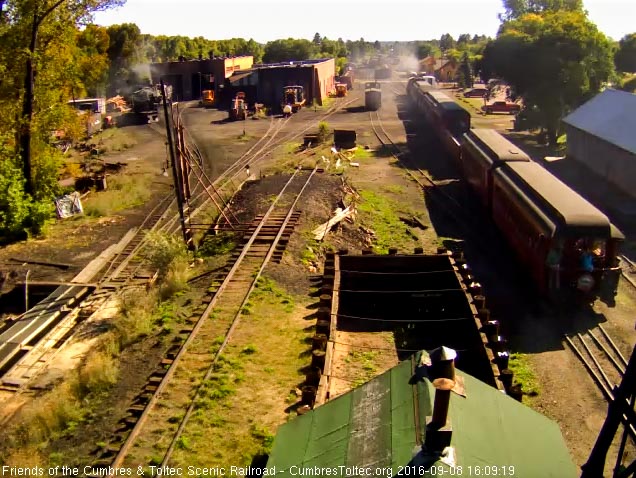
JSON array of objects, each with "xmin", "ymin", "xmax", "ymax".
[
  {"xmin": 460, "ymin": 129, "xmax": 530, "ymax": 211},
  {"xmin": 490, "ymin": 161, "xmax": 623, "ymax": 303}
]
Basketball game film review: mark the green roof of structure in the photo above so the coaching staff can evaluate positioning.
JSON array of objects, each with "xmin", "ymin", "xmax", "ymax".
[{"xmin": 266, "ymin": 352, "xmax": 577, "ymax": 478}]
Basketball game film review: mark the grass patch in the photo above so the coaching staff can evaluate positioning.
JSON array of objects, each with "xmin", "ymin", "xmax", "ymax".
[
  {"xmin": 83, "ymin": 174, "xmax": 151, "ymax": 217},
  {"xmin": 94, "ymin": 128, "xmax": 137, "ymax": 152},
  {"xmin": 167, "ymin": 276, "xmax": 308, "ymax": 467},
  {"xmin": 382, "ymin": 184, "xmax": 405, "ymax": 195},
  {"xmin": 198, "ymin": 233, "xmax": 236, "ymax": 257},
  {"xmin": 508, "ymin": 353, "xmax": 540, "ymax": 396},
  {"xmin": 357, "ymin": 190, "xmax": 419, "ymax": 253}
]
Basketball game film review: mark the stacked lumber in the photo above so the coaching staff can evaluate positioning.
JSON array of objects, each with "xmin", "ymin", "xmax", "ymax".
[{"xmin": 106, "ymin": 95, "xmax": 130, "ymax": 113}]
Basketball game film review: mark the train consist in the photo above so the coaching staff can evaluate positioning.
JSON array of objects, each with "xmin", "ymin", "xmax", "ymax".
[
  {"xmin": 406, "ymin": 79, "xmax": 623, "ymax": 304},
  {"xmin": 364, "ymin": 82, "xmax": 381, "ymax": 111}
]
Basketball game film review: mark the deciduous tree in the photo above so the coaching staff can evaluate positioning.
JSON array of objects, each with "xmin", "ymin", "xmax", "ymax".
[
  {"xmin": 614, "ymin": 33, "xmax": 636, "ymax": 73},
  {"xmin": 11, "ymin": 0, "xmax": 124, "ymax": 195},
  {"xmin": 483, "ymin": 11, "xmax": 614, "ymax": 144},
  {"xmin": 499, "ymin": 0, "xmax": 583, "ymax": 20}
]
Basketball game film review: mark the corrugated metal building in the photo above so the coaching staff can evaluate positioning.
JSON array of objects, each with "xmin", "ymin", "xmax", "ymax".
[
  {"xmin": 151, "ymin": 57, "xmax": 335, "ymax": 109},
  {"xmin": 149, "ymin": 56, "xmax": 254, "ymax": 101},
  {"xmin": 253, "ymin": 58, "xmax": 335, "ymax": 108},
  {"xmin": 267, "ymin": 351, "xmax": 577, "ymax": 477},
  {"xmin": 563, "ymin": 89, "xmax": 636, "ymax": 199},
  {"xmin": 267, "ymin": 352, "xmax": 578, "ymax": 478}
]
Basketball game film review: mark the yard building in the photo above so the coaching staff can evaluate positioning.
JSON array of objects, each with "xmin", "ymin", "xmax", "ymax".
[
  {"xmin": 419, "ymin": 56, "xmax": 459, "ymax": 82},
  {"xmin": 562, "ymin": 89, "xmax": 636, "ymax": 199},
  {"xmin": 150, "ymin": 57, "xmax": 335, "ymax": 110},
  {"xmin": 267, "ymin": 350, "xmax": 577, "ymax": 478},
  {"xmin": 149, "ymin": 55, "xmax": 254, "ymax": 101},
  {"xmin": 228, "ymin": 58, "xmax": 335, "ymax": 109}
]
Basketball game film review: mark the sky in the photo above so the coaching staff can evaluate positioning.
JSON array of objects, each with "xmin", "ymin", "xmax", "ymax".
[{"xmin": 92, "ymin": 0, "xmax": 635, "ymax": 42}]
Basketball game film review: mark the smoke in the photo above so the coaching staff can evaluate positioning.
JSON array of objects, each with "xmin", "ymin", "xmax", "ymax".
[
  {"xmin": 400, "ymin": 55, "xmax": 421, "ymax": 73},
  {"xmin": 132, "ymin": 64, "xmax": 151, "ymax": 83}
]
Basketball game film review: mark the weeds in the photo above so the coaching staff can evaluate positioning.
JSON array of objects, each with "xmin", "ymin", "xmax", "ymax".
[
  {"xmin": 317, "ymin": 121, "xmax": 330, "ymax": 143},
  {"xmin": 357, "ymin": 190, "xmax": 418, "ymax": 253},
  {"xmin": 250, "ymin": 424, "xmax": 275, "ymax": 455},
  {"xmin": 508, "ymin": 353, "xmax": 540, "ymax": 396},
  {"xmin": 198, "ymin": 233, "xmax": 236, "ymax": 257},
  {"xmin": 83, "ymin": 174, "xmax": 151, "ymax": 217}
]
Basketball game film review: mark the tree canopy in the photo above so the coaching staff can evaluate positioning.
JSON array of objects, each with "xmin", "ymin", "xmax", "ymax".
[
  {"xmin": 499, "ymin": 0, "xmax": 583, "ymax": 21},
  {"xmin": 614, "ymin": 33, "xmax": 636, "ymax": 73},
  {"xmin": 0, "ymin": 0, "xmax": 123, "ymax": 238},
  {"xmin": 482, "ymin": 11, "xmax": 614, "ymax": 143}
]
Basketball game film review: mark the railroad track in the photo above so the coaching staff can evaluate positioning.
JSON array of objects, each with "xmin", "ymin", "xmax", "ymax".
[
  {"xmin": 0, "ymin": 97, "xmax": 353, "ymax": 400},
  {"xmin": 368, "ymin": 105, "xmax": 502, "ymax": 258},
  {"xmin": 162, "ymin": 97, "xmax": 358, "ymax": 235},
  {"xmin": 565, "ymin": 325, "xmax": 636, "ymax": 441},
  {"xmin": 620, "ymin": 254, "xmax": 636, "ymax": 291},
  {"xmin": 87, "ymin": 167, "xmax": 317, "ymax": 473}
]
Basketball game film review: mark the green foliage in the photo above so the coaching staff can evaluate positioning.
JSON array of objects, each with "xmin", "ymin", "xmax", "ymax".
[
  {"xmin": 357, "ymin": 190, "xmax": 418, "ymax": 253},
  {"xmin": 499, "ymin": 0, "xmax": 583, "ymax": 21},
  {"xmin": 263, "ymin": 38, "xmax": 318, "ymax": 63},
  {"xmin": 439, "ymin": 33, "xmax": 456, "ymax": 51},
  {"xmin": 250, "ymin": 424, "xmax": 274, "ymax": 454},
  {"xmin": 457, "ymin": 52, "xmax": 473, "ymax": 88},
  {"xmin": 142, "ymin": 231, "xmax": 189, "ymax": 276},
  {"xmin": 198, "ymin": 232, "xmax": 236, "ymax": 257},
  {"xmin": 0, "ymin": 135, "xmax": 55, "ymax": 241},
  {"xmin": 615, "ymin": 33, "xmax": 636, "ymax": 73},
  {"xmin": 483, "ymin": 11, "xmax": 615, "ymax": 144},
  {"xmin": 317, "ymin": 121, "xmax": 330, "ymax": 143},
  {"xmin": 508, "ymin": 353, "xmax": 540, "ymax": 396}
]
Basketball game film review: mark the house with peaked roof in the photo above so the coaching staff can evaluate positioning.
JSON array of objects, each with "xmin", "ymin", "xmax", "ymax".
[
  {"xmin": 266, "ymin": 350, "xmax": 577, "ymax": 478},
  {"xmin": 562, "ymin": 89, "xmax": 636, "ymax": 199},
  {"xmin": 419, "ymin": 56, "xmax": 458, "ymax": 82}
]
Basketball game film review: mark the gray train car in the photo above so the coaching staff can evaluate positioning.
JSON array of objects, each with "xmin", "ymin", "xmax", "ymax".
[{"xmin": 365, "ymin": 82, "xmax": 382, "ymax": 111}]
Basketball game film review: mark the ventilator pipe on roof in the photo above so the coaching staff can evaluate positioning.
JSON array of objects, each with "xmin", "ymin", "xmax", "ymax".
[{"xmin": 425, "ymin": 346, "xmax": 456, "ymax": 452}]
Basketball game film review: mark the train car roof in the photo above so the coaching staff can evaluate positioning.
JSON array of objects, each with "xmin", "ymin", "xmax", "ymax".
[
  {"xmin": 501, "ymin": 161, "xmax": 610, "ymax": 234},
  {"xmin": 464, "ymin": 129, "xmax": 531, "ymax": 162},
  {"xmin": 425, "ymin": 90, "xmax": 470, "ymax": 113}
]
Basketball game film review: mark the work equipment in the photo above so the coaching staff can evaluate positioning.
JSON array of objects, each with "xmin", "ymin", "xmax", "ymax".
[
  {"xmin": 282, "ymin": 86, "xmax": 306, "ymax": 113},
  {"xmin": 200, "ymin": 89, "xmax": 215, "ymax": 107},
  {"xmin": 229, "ymin": 92, "xmax": 247, "ymax": 121}
]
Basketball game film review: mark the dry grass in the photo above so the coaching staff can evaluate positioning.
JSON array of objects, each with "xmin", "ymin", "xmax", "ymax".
[
  {"xmin": 83, "ymin": 174, "xmax": 152, "ymax": 217},
  {"xmin": 116, "ymin": 291, "xmax": 158, "ymax": 347},
  {"xmin": 95, "ymin": 128, "xmax": 137, "ymax": 152},
  {"xmin": 4, "ymin": 347, "xmax": 120, "ymax": 452}
]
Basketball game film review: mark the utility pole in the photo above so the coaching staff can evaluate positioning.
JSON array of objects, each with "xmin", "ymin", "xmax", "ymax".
[{"xmin": 160, "ymin": 79, "xmax": 191, "ymax": 249}]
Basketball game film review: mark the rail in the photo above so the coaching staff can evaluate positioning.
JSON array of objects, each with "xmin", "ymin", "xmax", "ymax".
[
  {"xmin": 565, "ymin": 325, "xmax": 635, "ymax": 443},
  {"xmin": 99, "ymin": 168, "xmax": 316, "ymax": 473}
]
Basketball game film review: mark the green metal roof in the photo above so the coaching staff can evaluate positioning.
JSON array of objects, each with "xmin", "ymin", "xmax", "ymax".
[{"xmin": 267, "ymin": 353, "xmax": 577, "ymax": 478}]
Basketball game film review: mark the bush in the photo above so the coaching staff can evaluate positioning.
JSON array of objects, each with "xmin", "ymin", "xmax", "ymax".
[
  {"xmin": 0, "ymin": 135, "xmax": 59, "ymax": 241},
  {"xmin": 317, "ymin": 121, "xmax": 330, "ymax": 143},
  {"xmin": 143, "ymin": 231, "xmax": 189, "ymax": 276},
  {"xmin": 76, "ymin": 351, "xmax": 119, "ymax": 397}
]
